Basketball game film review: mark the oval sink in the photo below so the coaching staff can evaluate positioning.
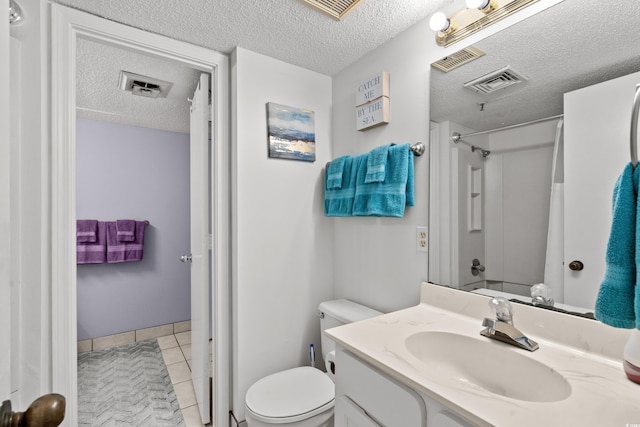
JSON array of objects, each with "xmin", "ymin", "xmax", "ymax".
[{"xmin": 405, "ymin": 331, "xmax": 571, "ymax": 402}]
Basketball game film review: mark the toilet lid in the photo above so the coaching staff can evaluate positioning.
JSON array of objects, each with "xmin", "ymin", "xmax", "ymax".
[{"xmin": 245, "ymin": 367, "xmax": 334, "ymax": 421}]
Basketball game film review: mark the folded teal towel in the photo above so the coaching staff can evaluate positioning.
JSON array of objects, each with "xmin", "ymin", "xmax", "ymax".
[
  {"xmin": 364, "ymin": 145, "xmax": 391, "ymax": 183},
  {"xmin": 324, "ymin": 155, "xmax": 363, "ymax": 217},
  {"xmin": 595, "ymin": 162, "xmax": 638, "ymax": 328},
  {"xmin": 353, "ymin": 143, "xmax": 414, "ymax": 217},
  {"xmin": 327, "ymin": 156, "xmax": 348, "ymax": 189}
]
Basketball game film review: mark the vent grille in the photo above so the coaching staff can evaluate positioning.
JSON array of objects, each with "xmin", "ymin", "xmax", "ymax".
[
  {"xmin": 118, "ymin": 71, "xmax": 173, "ymax": 99},
  {"xmin": 432, "ymin": 46, "xmax": 485, "ymax": 73},
  {"xmin": 300, "ymin": 0, "xmax": 365, "ymax": 20},
  {"xmin": 463, "ymin": 66, "xmax": 529, "ymax": 94}
]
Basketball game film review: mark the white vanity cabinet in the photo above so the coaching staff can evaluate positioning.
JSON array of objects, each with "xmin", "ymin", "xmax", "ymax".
[
  {"xmin": 334, "ymin": 347, "xmax": 426, "ymax": 426},
  {"xmin": 334, "ymin": 347, "xmax": 477, "ymax": 427}
]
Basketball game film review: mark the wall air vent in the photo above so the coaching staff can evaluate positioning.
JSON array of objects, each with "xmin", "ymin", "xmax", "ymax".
[
  {"xmin": 431, "ymin": 46, "xmax": 485, "ymax": 73},
  {"xmin": 118, "ymin": 71, "xmax": 174, "ymax": 99},
  {"xmin": 463, "ymin": 66, "xmax": 529, "ymax": 94},
  {"xmin": 300, "ymin": 0, "xmax": 365, "ymax": 20}
]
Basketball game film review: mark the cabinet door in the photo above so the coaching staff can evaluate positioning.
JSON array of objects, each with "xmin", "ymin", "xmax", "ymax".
[
  {"xmin": 336, "ymin": 350, "xmax": 427, "ymax": 426},
  {"xmin": 335, "ymin": 396, "xmax": 381, "ymax": 427}
]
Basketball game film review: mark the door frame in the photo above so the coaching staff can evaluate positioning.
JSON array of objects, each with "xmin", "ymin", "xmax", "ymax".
[{"xmin": 51, "ymin": 5, "xmax": 230, "ymax": 426}]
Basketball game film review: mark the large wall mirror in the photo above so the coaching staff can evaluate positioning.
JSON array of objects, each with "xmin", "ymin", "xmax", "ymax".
[{"xmin": 428, "ymin": 0, "xmax": 640, "ymax": 316}]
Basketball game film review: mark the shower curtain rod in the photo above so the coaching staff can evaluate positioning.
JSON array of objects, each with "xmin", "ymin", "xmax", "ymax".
[{"xmin": 450, "ymin": 114, "xmax": 564, "ymax": 142}]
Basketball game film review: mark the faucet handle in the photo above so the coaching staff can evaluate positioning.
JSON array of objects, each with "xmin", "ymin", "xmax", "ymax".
[
  {"xmin": 531, "ymin": 283, "xmax": 554, "ymax": 307},
  {"xmin": 482, "ymin": 317, "xmax": 497, "ymax": 334},
  {"xmin": 488, "ymin": 297, "xmax": 513, "ymax": 325}
]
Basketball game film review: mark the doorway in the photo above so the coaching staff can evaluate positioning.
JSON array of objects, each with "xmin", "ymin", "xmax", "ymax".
[{"xmin": 51, "ymin": 5, "xmax": 230, "ymax": 426}]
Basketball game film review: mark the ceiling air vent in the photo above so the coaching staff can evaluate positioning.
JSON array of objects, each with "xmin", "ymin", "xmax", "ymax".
[
  {"xmin": 463, "ymin": 66, "xmax": 529, "ymax": 94},
  {"xmin": 300, "ymin": 0, "xmax": 365, "ymax": 20},
  {"xmin": 431, "ymin": 46, "xmax": 485, "ymax": 73},
  {"xmin": 118, "ymin": 71, "xmax": 173, "ymax": 99}
]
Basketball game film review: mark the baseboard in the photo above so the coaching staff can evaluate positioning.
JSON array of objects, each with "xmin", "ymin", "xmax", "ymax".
[{"xmin": 77, "ymin": 320, "xmax": 191, "ymax": 353}]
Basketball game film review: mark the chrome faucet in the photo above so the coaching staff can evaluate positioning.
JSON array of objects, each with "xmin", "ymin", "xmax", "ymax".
[{"xmin": 480, "ymin": 297, "xmax": 539, "ymax": 352}]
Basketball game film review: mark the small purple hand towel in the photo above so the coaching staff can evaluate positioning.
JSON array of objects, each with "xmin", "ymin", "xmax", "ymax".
[
  {"xmin": 77, "ymin": 221, "xmax": 106, "ymax": 264},
  {"xmin": 77, "ymin": 219, "xmax": 98, "ymax": 243},
  {"xmin": 106, "ymin": 221, "xmax": 146, "ymax": 263},
  {"xmin": 116, "ymin": 219, "xmax": 136, "ymax": 242}
]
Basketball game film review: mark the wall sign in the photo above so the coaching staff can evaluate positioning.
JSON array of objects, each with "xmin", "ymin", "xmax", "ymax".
[
  {"xmin": 356, "ymin": 97, "xmax": 389, "ymax": 131},
  {"xmin": 355, "ymin": 71, "xmax": 389, "ymax": 131}
]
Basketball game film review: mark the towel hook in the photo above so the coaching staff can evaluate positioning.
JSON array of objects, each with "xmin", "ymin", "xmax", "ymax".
[{"xmin": 631, "ymin": 84, "xmax": 640, "ymax": 167}]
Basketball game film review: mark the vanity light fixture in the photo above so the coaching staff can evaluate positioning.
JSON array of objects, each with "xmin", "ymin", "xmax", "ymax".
[{"xmin": 430, "ymin": 0, "xmax": 538, "ymax": 47}]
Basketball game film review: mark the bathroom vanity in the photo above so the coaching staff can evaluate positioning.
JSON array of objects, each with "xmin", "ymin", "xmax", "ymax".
[{"xmin": 325, "ymin": 283, "xmax": 640, "ymax": 427}]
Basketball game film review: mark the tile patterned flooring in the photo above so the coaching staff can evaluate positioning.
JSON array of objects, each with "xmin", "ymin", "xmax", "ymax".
[{"xmin": 157, "ymin": 331, "xmax": 212, "ymax": 427}]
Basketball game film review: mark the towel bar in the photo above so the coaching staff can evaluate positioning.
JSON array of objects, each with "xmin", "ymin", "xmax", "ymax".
[{"xmin": 325, "ymin": 142, "xmax": 424, "ymax": 168}]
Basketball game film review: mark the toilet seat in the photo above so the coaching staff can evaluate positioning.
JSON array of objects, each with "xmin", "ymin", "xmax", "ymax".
[{"xmin": 245, "ymin": 367, "xmax": 334, "ymax": 424}]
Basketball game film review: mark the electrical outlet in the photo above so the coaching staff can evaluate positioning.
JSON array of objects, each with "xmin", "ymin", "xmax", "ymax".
[{"xmin": 416, "ymin": 226, "xmax": 428, "ymax": 253}]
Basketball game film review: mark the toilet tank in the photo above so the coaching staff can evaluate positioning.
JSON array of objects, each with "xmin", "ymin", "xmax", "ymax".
[{"xmin": 318, "ymin": 299, "xmax": 382, "ymax": 358}]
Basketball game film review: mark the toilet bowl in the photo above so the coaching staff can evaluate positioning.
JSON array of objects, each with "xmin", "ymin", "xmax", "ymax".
[
  {"xmin": 245, "ymin": 367, "xmax": 334, "ymax": 427},
  {"xmin": 244, "ymin": 299, "xmax": 382, "ymax": 426}
]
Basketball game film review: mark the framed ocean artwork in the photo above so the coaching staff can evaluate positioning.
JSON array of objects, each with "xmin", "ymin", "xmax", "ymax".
[{"xmin": 266, "ymin": 102, "xmax": 316, "ymax": 162}]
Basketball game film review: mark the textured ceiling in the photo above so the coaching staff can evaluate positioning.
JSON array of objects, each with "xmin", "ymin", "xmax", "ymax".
[
  {"xmin": 64, "ymin": 0, "xmax": 640, "ymax": 135},
  {"xmin": 76, "ymin": 38, "xmax": 202, "ymax": 133},
  {"xmin": 61, "ymin": 0, "xmax": 451, "ymax": 133},
  {"xmin": 430, "ymin": 0, "xmax": 640, "ymax": 132},
  {"xmin": 56, "ymin": 0, "xmax": 451, "ymax": 76}
]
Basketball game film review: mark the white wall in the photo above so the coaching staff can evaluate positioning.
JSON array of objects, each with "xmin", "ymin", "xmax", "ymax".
[
  {"xmin": 231, "ymin": 47, "xmax": 334, "ymax": 422},
  {"xmin": 331, "ymin": 19, "xmax": 431, "ymax": 313}
]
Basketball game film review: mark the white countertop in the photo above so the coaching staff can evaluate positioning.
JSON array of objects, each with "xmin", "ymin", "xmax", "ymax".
[{"xmin": 325, "ymin": 283, "xmax": 640, "ymax": 427}]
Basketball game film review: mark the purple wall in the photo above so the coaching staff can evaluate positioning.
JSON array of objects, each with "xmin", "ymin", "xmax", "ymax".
[{"xmin": 76, "ymin": 118, "xmax": 191, "ymax": 340}]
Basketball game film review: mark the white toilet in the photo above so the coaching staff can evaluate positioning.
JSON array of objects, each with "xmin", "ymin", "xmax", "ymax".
[{"xmin": 244, "ymin": 299, "xmax": 382, "ymax": 427}]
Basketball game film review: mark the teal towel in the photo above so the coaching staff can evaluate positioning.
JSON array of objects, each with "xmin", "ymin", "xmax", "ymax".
[
  {"xmin": 324, "ymin": 155, "xmax": 363, "ymax": 217},
  {"xmin": 595, "ymin": 163, "xmax": 638, "ymax": 328},
  {"xmin": 364, "ymin": 145, "xmax": 391, "ymax": 183},
  {"xmin": 327, "ymin": 156, "xmax": 348, "ymax": 189},
  {"xmin": 353, "ymin": 143, "xmax": 414, "ymax": 217}
]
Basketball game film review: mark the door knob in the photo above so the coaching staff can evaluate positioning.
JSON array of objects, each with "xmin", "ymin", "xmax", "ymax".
[
  {"xmin": 568, "ymin": 260, "xmax": 584, "ymax": 271},
  {"xmin": 180, "ymin": 254, "xmax": 192, "ymax": 263}
]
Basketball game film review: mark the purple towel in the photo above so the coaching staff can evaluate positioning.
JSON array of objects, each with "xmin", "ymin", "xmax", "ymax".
[
  {"xmin": 77, "ymin": 221, "xmax": 106, "ymax": 264},
  {"xmin": 106, "ymin": 221, "xmax": 146, "ymax": 263},
  {"xmin": 77, "ymin": 219, "xmax": 98, "ymax": 243},
  {"xmin": 116, "ymin": 219, "xmax": 136, "ymax": 242}
]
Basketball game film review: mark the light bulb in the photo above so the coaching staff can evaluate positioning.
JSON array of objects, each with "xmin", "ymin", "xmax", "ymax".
[{"xmin": 429, "ymin": 12, "xmax": 450, "ymax": 32}]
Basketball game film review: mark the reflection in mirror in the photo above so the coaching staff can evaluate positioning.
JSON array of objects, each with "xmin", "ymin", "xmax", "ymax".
[{"xmin": 428, "ymin": 0, "xmax": 640, "ymax": 316}]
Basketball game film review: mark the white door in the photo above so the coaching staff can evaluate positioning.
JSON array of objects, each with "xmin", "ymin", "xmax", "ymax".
[
  {"xmin": 564, "ymin": 70, "xmax": 640, "ymax": 309},
  {"xmin": 187, "ymin": 72, "xmax": 211, "ymax": 424}
]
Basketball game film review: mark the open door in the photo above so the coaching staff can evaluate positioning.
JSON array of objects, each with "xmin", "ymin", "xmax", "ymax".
[{"xmin": 186, "ymin": 72, "xmax": 211, "ymax": 424}]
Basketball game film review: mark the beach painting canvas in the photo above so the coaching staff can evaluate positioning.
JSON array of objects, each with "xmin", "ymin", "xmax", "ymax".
[{"xmin": 267, "ymin": 102, "xmax": 316, "ymax": 162}]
